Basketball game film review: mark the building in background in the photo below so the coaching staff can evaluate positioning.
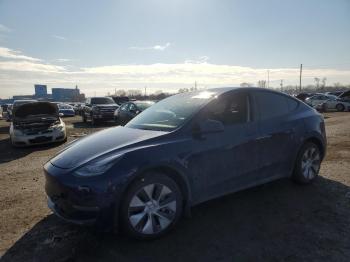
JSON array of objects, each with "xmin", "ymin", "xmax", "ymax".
[
  {"xmin": 52, "ymin": 86, "xmax": 83, "ymax": 102},
  {"xmin": 34, "ymin": 84, "xmax": 47, "ymax": 98},
  {"xmin": 4, "ymin": 85, "xmax": 85, "ymax": 103}
]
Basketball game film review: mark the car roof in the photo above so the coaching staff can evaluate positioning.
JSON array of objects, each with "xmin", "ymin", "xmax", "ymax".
[
  {"xmin": 14, "ymin": 99, "xmax": 37, "ymax": 103},
  {"xmin": 196, "ymin": 87, "xmax": 295, "ymax": 97}
]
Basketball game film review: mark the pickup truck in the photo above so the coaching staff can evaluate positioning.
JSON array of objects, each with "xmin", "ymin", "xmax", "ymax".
[{"xmin": 82, "ymin": 97, "xmax": 119, "ymax": 125}]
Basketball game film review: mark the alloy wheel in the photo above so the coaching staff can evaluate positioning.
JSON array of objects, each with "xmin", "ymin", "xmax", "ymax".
[
  {"xmin": 128, "ymin": 183, "xmax": 177, "ymax": 235},
  {"xmin": 301, "ymin": 146, "xmax": 321, "ymax": 180}
]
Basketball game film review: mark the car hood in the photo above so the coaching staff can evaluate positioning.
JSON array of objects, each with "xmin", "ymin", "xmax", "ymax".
[
  {"xmin": 339, "ymin": 90, "xmax": 350, "ymax": 98},
  {"xmin": 50, "ymin": 126, "xmax": 167, "ymax": 169},
  {"xmin": 93, "ymin": 104, "xmax": 118, "ymax": 107},
  {"xmin": 13, "ymin": 102, "xmax": 58, "ymax": 120}
]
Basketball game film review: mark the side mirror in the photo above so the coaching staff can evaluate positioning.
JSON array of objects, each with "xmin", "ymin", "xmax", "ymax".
[{"xmin": 194, "ymin": 119, "xmax": 224, "ymax": 135}]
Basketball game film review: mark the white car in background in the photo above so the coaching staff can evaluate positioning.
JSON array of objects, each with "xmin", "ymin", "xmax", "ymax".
[
  {"xmin": 10, "ymin": 102, "xmax": 67, "ymax": 147},
  {"xmin": 305, "ymin": 94, "xmax": 350, "ymax": 112}
]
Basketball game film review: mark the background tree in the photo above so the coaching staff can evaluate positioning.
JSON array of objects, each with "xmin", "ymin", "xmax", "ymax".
[
  {"xmin": 257, "ymin": 80, "xmax": 266, "ymax": 88},
  {"xmin": 240, "ymin": 82, "xmax": 253, "ymax": 87},
  {"xmin": 314, "ymin": 77, "xmax": 320, "ymax": 89}
]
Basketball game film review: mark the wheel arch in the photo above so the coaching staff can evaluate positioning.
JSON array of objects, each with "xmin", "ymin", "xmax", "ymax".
[
  {"xmin": 113, "ymin": 164, "xmax": 192, "ymax": 233},
  {"xmin": 304, "ymin": 136, "xmax": 325, "ymax": 160}
]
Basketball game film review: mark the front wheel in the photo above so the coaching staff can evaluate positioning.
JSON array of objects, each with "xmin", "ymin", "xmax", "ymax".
[
  {"xmin": 120, "ymin": 173, "xmax": 183, "ymax": 239},
  {"xmin": 82, "ymin": 113, "xmax": 87, "ymax": 123},
  {"xmin": 336, "ymin": 103, "xmax": 345, "ymax": 112},
  {"xmin": 292, "ymin": 142, "xmax": 321, "ymax": 184},
  {"xmin": 91, "ymin": 116, "xmax": 98, "ymax": 126}
]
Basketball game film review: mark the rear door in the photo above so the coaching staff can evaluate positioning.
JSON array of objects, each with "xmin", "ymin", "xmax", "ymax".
[{"xmin": 254, "ymin": 91, "xmax": 297, "ymax": 179}]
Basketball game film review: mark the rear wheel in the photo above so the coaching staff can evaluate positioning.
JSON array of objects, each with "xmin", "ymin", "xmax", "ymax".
[
  {"xmin": 292, "ymin": 142, "xmax": 321, "ymax": 184},
  {"xmin": 336, "ymin": 103, "xmax": 345, "ymax": 112},
  {"xmin": 120, "ymin": 173, "xmax": 183, "ymax": 239}
]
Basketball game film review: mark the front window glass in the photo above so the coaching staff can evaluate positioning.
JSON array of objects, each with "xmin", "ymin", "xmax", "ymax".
[
  {"xmin": 58, "ymin": 104, "xmax": 72, "ymax": 109},
  {"xmin": 91, "ymin": 97, "xmax": 115, "ymax": 104},
  {"xmin": 126, "ymin": 91, "xmax": 216, "ymax": 131},
  {"xmin": 135, "ymin": 101, "xmax": 155, "ymax": 111},
  {"xmin": 202, "ymin": 92, "xmax": 249, "ymax": 125}
]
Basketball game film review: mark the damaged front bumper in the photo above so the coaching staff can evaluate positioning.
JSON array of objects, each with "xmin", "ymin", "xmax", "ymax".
[{"xmin": 11, "ymin": 128, "xmax": 66, "ymax": 146}]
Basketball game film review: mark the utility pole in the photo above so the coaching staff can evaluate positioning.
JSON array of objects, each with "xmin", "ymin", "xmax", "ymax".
[
  {"xmin": 144, "ymin": 86, "xmax": 147, "ymax": 97},
  {"xmin": 280, "ymin": 79, "xmax": 283, "ymax": 92},
  {"xmin": 267, "ymin": 70, "xmax": 270, "ymax": 88},
  {"xmin": 299, "ymin": 64, "xmax": 303, "ymax": 92}
]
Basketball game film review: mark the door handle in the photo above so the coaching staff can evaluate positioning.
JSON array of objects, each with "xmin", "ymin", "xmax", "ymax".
[{"xmin": 256, "ymin": 135, "xmax": 272, "ymax": 141}]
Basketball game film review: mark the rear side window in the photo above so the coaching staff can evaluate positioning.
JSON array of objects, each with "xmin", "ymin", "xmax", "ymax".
[
  {"xmin": 255, "ymin": 92, "xmax": 289, "ymax": 121},
  {"xmin": 286, "ymin": 97, "xmax": 299, "ymax": 111}
]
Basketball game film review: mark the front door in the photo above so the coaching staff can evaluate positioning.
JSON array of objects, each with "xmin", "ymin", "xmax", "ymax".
[{"xmin": 187, "ymin": 91, "xmax": 260, "ymax": 203}]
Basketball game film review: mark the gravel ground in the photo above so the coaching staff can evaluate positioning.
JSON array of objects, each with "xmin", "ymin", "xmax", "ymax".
[{"xmin": 0, "ymin": 113, "xmax": 350, "ymax": 262}]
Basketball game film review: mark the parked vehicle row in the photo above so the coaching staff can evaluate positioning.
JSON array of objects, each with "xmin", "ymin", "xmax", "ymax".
[
  {"xmin": 305, "ymin": 94, "xmax": 350, "ymax": 112},
  {"xmin": 80, "ymin": 97, "xmax": 155, "ymax": 126},
  {"xmin": 114, "ymin": 101, "xmax": 155, "ymax": 125},
  {"xmin": 295, "ymin": 90, "xmax": 350, "ymax": 112},
  {"xmin": 44, "ymin": 87, "xmax": 327, "ymax": 239}
]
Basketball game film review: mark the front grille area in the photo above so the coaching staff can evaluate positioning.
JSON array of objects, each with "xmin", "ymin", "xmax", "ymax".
[
  {"xmin": 29, "ymin": 136, "xmax": 52, "ymax": 144},
  {"xmin": 99, "ymin": 107, "xmax": 117, "ymax": 116}
]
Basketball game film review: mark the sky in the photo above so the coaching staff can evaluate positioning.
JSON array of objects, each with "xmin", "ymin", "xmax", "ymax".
[{"xmin": 0, "ymin": 0, "xmax": 350, "ymax": 98}]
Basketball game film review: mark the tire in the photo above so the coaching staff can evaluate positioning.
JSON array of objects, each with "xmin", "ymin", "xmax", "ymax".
[
  {"xmin": 292, "ymin": 142, "xmax": 321, "ymax": 184},
  {"xmin": 91, "ymin": 115, "xmax": 98, "ymax": 126},
  {"xmin": 114, "ymin": 116, "xmax": 120, "ymax": 125},
  {"xmin": 82, "ymin": 113, "xmax": 87, "ymax": 123},
  {"xmin": 120, "ymin": 172, "xmax": 183, "ymax": 239},
  {"xmin": 336, "ymin": 103, "xmax": 345, "ymax": 112}
]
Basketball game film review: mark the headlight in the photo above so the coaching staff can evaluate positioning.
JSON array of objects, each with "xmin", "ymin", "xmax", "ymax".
[
  {"xmin": 73, "ymin": 154, "xmax": 123, "ymax": 177},
  {"xmin": 92, "ymin": 106, "xmax": 100, "ymax": 112},
  {"xmin": 52, "ymin": 124, "xmax": 64, "ymax": 131}
]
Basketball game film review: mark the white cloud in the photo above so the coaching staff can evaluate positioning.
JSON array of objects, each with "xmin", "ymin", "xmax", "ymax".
[
  {"xmin": 55, "ymin": 58, "xmax": 72, "ymax": 62},
  {"xmin": 1, "ymin": 46, "xmax": 350, "ymax": 98},
  {"xmin": 0, "ymin": 60, "xmax": 65, "ymax": 73},
  {"xmin": 0, "ymin": 24, "xmax": 11, "ymax": 33},
  {"xmin": 52, "ymin": 35, "xmax": 67, "ymax": 40},
  {"xmin": 129, "ymin": 42, "xmax": 171, "ymax": 51},
  {"xmin": 0, "ymin": 47, "xmax": 42, "ymax": 62}
]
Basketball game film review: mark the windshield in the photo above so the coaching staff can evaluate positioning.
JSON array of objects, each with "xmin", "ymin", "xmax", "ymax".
[
  {"xmin": 58, "ymin": 104, "xmax": 73, "ymax": 109},
  {"xmin": 135, "ymin": 101, "xmax": 155, "ymax": 111},
  {"xmin": 126, "ymin": 91, "xmax": 216, "ymax": 131},
  {"xmin": 326, "ymin": 95, "xmax": 338, "ymax": 100},
  {"xmin": 13, "ymin": 100, "xmax": 37, "ymax": 107},
  {"xmin": 91, "ymin": 97, "xmax": 115, "ymax": 104}
]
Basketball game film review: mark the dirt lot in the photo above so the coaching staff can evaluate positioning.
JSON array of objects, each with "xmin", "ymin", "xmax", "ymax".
[{"xmin": 0, "ymin": 113, "xmax": 350, "ymax": 261}]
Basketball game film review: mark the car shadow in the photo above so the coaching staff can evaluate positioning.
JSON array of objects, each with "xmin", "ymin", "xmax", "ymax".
[
  {"xmin": 2, "ymin": 176, "xmax": 350, "ymax": 261},
  {"xmin": 0, "ymin": 137, "xmax": 65, "ymax": 164}
]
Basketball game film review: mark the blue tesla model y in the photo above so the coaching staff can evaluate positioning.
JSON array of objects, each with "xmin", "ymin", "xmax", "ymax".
[{"xmin": 44, "ymin": 87, "xmax": 326, "ymax": 239}]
